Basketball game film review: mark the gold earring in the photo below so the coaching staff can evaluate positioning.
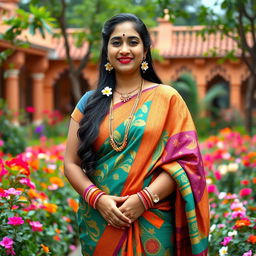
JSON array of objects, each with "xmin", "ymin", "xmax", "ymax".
[
  {"xmin": 141, "ymin": 60, "xmax": 149, "ymax": 72},
  {"xmin": 105, "ymin": 62, "xmax": 113, "ymax": 72}
]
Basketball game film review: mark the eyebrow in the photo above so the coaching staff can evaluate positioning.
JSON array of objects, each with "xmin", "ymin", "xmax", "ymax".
[{"xmin": 110, "ymin": 36, "xmax": 140, "ymax": 41}]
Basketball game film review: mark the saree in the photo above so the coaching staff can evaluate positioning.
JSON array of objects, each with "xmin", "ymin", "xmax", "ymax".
[{"xmin": 71, "ymin": 84, "xmax": 209, "ymax": 256}]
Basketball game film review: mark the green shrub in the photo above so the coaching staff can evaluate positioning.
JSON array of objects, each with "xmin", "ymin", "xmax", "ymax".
[{"xmin": 0, "ymin": 100, "xmax": 27, "ymax": 156}]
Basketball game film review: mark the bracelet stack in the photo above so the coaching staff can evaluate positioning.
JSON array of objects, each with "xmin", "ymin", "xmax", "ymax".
[
  {"xmin": 83, "ymin": 184, "xmax": 106, "ymax": 209},
  {"xmin": 137, "ymin": 188, "xmax": 155, "ymax": 210}
]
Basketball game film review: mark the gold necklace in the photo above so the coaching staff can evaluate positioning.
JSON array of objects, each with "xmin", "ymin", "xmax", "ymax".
[
  {"xmin": 109, "ymin": 79, "xmax": 144, "ymax": 152},
  {"xmin": 115, "ymin": 86, "xmax": 140, "ymax": 102}
]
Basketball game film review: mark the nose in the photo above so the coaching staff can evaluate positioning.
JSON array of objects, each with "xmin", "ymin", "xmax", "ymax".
[{"xmin": 119, "ymin": 43, "xmax": 130, "ymax": 55}]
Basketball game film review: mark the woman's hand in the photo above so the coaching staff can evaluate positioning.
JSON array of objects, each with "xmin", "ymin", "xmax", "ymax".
[
  {"xmin": 118, "ymin": 194, "xmax": 145, "ymax": 223},
  {"xmin": 96, "ymin": 195, "xmax": 131, "ymax": 229}
]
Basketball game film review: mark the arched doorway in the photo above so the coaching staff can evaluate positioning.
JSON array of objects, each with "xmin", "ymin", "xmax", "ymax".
[
  {"xmin": 53, "ymin": 70, "xmax": 90, "ymax": 116},
  {"xmin": 206, "ymin": 75, "xmax": 230, "ymax": 118}
]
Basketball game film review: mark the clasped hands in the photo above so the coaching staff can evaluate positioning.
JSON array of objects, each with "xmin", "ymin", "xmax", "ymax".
[{"xmin": 96, "ymin": 194, "xmax": 145, "ymax": 229}]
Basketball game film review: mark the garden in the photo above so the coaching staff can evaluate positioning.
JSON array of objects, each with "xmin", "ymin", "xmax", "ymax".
[{"xmin": 0, "ymin": 99, "xmax": 255, "ymax": 256}]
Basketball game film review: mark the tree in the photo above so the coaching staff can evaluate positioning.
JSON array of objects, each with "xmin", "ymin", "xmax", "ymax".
[
  {"xmin": 156, "ymin": 0, "xmax": 203, "ymax": 25},
  {"xmin": 0, "ymin": 5, "xmax": 55, "ymax": 64},
  {"xmin": 196, "ymin": 0, "xmax": 256, "ymax": 135},
  {"xmin": 18, "ymin": 0, "xmax": 159, "ymax": 101}
]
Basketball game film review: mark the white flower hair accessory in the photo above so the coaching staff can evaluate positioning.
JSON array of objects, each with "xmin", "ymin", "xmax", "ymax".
[{"xmin": 101, "ymin": 86, "xmax": 112, "ymax": 96}]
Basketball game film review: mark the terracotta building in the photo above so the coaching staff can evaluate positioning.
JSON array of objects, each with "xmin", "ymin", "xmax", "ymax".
[{"xmin": 0, "ymin": 0, "xmax": 253, "ymax": 123}]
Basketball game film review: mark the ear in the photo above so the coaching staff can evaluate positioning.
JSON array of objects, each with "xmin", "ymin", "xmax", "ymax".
[{"xmin": 143, "ymin": 49, "xmax": 148, "ymax": 59}]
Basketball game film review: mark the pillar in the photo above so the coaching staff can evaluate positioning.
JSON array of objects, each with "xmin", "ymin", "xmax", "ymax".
[
  {"xmin": 4, "ymin": 51, "xmax": 25, "ymax": 124},
  {"xmin": 4, "ymin": 69, "xmax": 20, "ymax": 124},
  {"xmin": 27, "ymin": 56, "xmax": 49, "ymax": 122},
  {"xmin": 31, "ymin": 73, "xmax": 45, "ymax": 124},
  {"xmin": 230, "ymin": 83, "xmax": 242, "ymax": 112},
  {"xmin": 44, "ymin": 85, "xmax": 54, "ymax": 113}
]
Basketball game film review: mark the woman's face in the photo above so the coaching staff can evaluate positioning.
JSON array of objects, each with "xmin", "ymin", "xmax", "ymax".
[{"xmin": 107, "ymin": 21, "xmax": 146, "ymax": 75}]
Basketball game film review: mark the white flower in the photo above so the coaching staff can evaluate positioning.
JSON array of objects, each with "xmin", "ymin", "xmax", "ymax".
[
  {"xmin": 104, "ymin": 62, "xmax": 113, "ymax": 71},
  {"xmin": 219, "ymin": 246, "xmax": 228, "ymax": 256},
  {"xmin": 228, "ymin": 230, "xmax": 238, "ymax": 237},
  {"xmin": 227, "ymin": 163, "xmax": 239, "ymax": 173},
  {"xmin": 218, "ymin": 164, "xmax": 228, "ymax": 175},
  {"xmin": 218, "ymin": 192, "xmax": 227, "ymax": 199},
  {"xmin": 206, "ymin": 178, "xmax": 213, "ymax": 184},
  {"xmin": 210, "ymin": 224, "xmax": 217, "ymax": 233},
  {"xmin": 141, "ymin": 61, "xmax": 149, "ymax": 71},
  {"xmin": 101, "ymin": 86, "xmax": 112, "ymax": 97},
  {"xmin": 217, "ymin": 141, "xmax": 224, "ymax": 149}
]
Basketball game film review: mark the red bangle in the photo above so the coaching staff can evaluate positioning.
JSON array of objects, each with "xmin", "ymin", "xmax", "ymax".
[
  {"xmin": 137, "ymin": 191, "xmax": 149, "ymax": 210},
  {"xmin": 93, "ymin": 191, "xmax": 106, "ymax": 209},
  {"xmin": 141, "ymin": 189, "xmax": 154, "ymax": 208}
]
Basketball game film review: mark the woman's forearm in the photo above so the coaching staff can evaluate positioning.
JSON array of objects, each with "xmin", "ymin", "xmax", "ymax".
[
  {"xmin": 64, "ymin": 163, "xmax": 93, "ymax": 196},
  {"xmin": 147, "ymin": 171, "xmax": 176, "ymax": 201}
]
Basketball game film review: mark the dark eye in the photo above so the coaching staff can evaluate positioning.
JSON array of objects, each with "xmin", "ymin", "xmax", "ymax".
[
  {"xmin": 129, "ymin": 40, "xmax": 139, "ymax": 46},
  {"xmin": 111, "ymin": 41, "xmax": 121, "ymax": 46}
]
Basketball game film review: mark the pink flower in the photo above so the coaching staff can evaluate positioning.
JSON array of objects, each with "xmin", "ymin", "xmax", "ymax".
[
  {"xmin": 29, "ymin": 221, "xmax": 43, "ymax": 232},
  {"xmin": 0, "ymin": 159, "xmax": 8, "ymax": 178},
  {"xmin": 220, "ymin": 236, "xmax": 232, "ymax": 246},
  {"xmin": 239, "ymin": 188, "xmax": 252, "ymax": 197},
  {"xmin": 243, "ymin": 250, "xmax": 252, "ymax": 256},
  {"xmin": 207, "ymin": 184, "xmax": 217, "ymax": 193},
  {"xmin": 218, "ymin": 224, "xmax": 226, "ymax": 228},
  {"xmin": 0, "ymin": 237, "xmax": 14, "ymax": 248},
  {"xmin": 6, "ymin": 247, "xmax": 16, "ymax": 255},
  {"xmin": 0, "ymin": 139, "xmax": 4, "ymax": 147},
  {"xmin": 69, "ymin": 244, "xmax": 77, "ymax": 251},
  {"xmin": 231, "ymin": 211, "xmax": 246, "ymax": 219},
  {"xmin": 4, "ymin": 188, "xmax": 21, "ymax": 196},
  {"xmin": 19, "ymin": 178, "xmax": 36, "ymax": 189},
  {"xmin": 67, "ymin": 224, "xmax": 74, "ymax": 233},
  {"xmin": 214, "ymin": 171, "xmax": 222, "ymax": 180},
  {"xmin": 48, "ymin": 184, "xmax": 58, "ymax": 190},
  {"xmin": 7, "ymin": 216, "xmax": 24, "ymax": 225},
  {"xmin": 25, "ymin": 106, "xmax": 35, "ymax": 113}
]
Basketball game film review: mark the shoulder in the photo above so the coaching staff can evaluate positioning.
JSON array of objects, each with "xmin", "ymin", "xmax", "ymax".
[
  {"xmin": 76, "ymin": 90, "xmax": 95, "ymax": 113},
  {"xmin": 156, "ymin": 84, "xmax": 182, "ymax": 101}
]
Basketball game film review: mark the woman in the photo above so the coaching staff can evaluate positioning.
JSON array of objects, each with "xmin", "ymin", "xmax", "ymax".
[{"xmin": 64, "ymin": 13, "xmax": 209, "ymax": 256}]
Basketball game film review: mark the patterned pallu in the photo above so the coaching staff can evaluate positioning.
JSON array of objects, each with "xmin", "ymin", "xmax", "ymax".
[{"xmin": 71, "ymin": 84, "xmax": 209, "ymax": 256}]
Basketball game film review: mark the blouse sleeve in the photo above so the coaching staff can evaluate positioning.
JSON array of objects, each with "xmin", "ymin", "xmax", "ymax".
[{"xmin": 71, "ymin": 90, "xmax": 95, "ymax": 123}]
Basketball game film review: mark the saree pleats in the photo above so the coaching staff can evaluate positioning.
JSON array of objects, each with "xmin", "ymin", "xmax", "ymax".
[{"xmin": 75, "ymin": 85, "xmax": 209, "ymax": 256}]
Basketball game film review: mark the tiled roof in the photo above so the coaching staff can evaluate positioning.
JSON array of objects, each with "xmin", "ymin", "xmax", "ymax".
[
  {"xmin": 49, "ymin": 29, "xmax": 90, "ymax": 60},
  {"xmin": 150, "ymin": 23, "xmax": 241, "ymax": 58},
  {"xmin": 51, "ymin": 23, "xmax": 243, "ymax": 60}
]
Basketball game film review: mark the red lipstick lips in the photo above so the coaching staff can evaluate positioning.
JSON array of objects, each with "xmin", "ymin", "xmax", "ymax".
[{"xmin": 118, "ymin": 57, "xmax": 132, "ymax": 64}]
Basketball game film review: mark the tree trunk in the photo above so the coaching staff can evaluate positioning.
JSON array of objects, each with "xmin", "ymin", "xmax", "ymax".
[
  {"xmin": 244, "ymin": 74, "xmax": 256, "ymax": 135},
  {"xmin": 69, "ymin": 72, "xmax": 82, "ymax": 102}
]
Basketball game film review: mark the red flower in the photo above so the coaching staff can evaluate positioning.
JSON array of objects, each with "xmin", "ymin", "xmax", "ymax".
[
  {"xmin": 247, "ymin": 235, "xmax": 256, "ymax": 244},
  {"xmin": 234, "ymin": 219, "xmax": 251, "ymax": 228},
  {"xmin": 240, "ymin": 180, "xmax": 250, "ymax": 186}
]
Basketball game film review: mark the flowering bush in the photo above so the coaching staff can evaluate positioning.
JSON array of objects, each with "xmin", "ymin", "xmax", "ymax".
[
  {"xmin": 201, "ymin": 128, "xmax": 256, "ymax": 256},
  {"xmin": 32, "ymin": 110, "xmax": 68, "ymax": 139},
  {"xmin": 0, "ymin": 141, "xmax": 79, "ymax": 255}
]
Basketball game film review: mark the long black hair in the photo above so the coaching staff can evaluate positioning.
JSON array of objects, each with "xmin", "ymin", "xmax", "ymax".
[{"xmin": 77, "ymin": 13, "xmax": 162, "ymax": 174}]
